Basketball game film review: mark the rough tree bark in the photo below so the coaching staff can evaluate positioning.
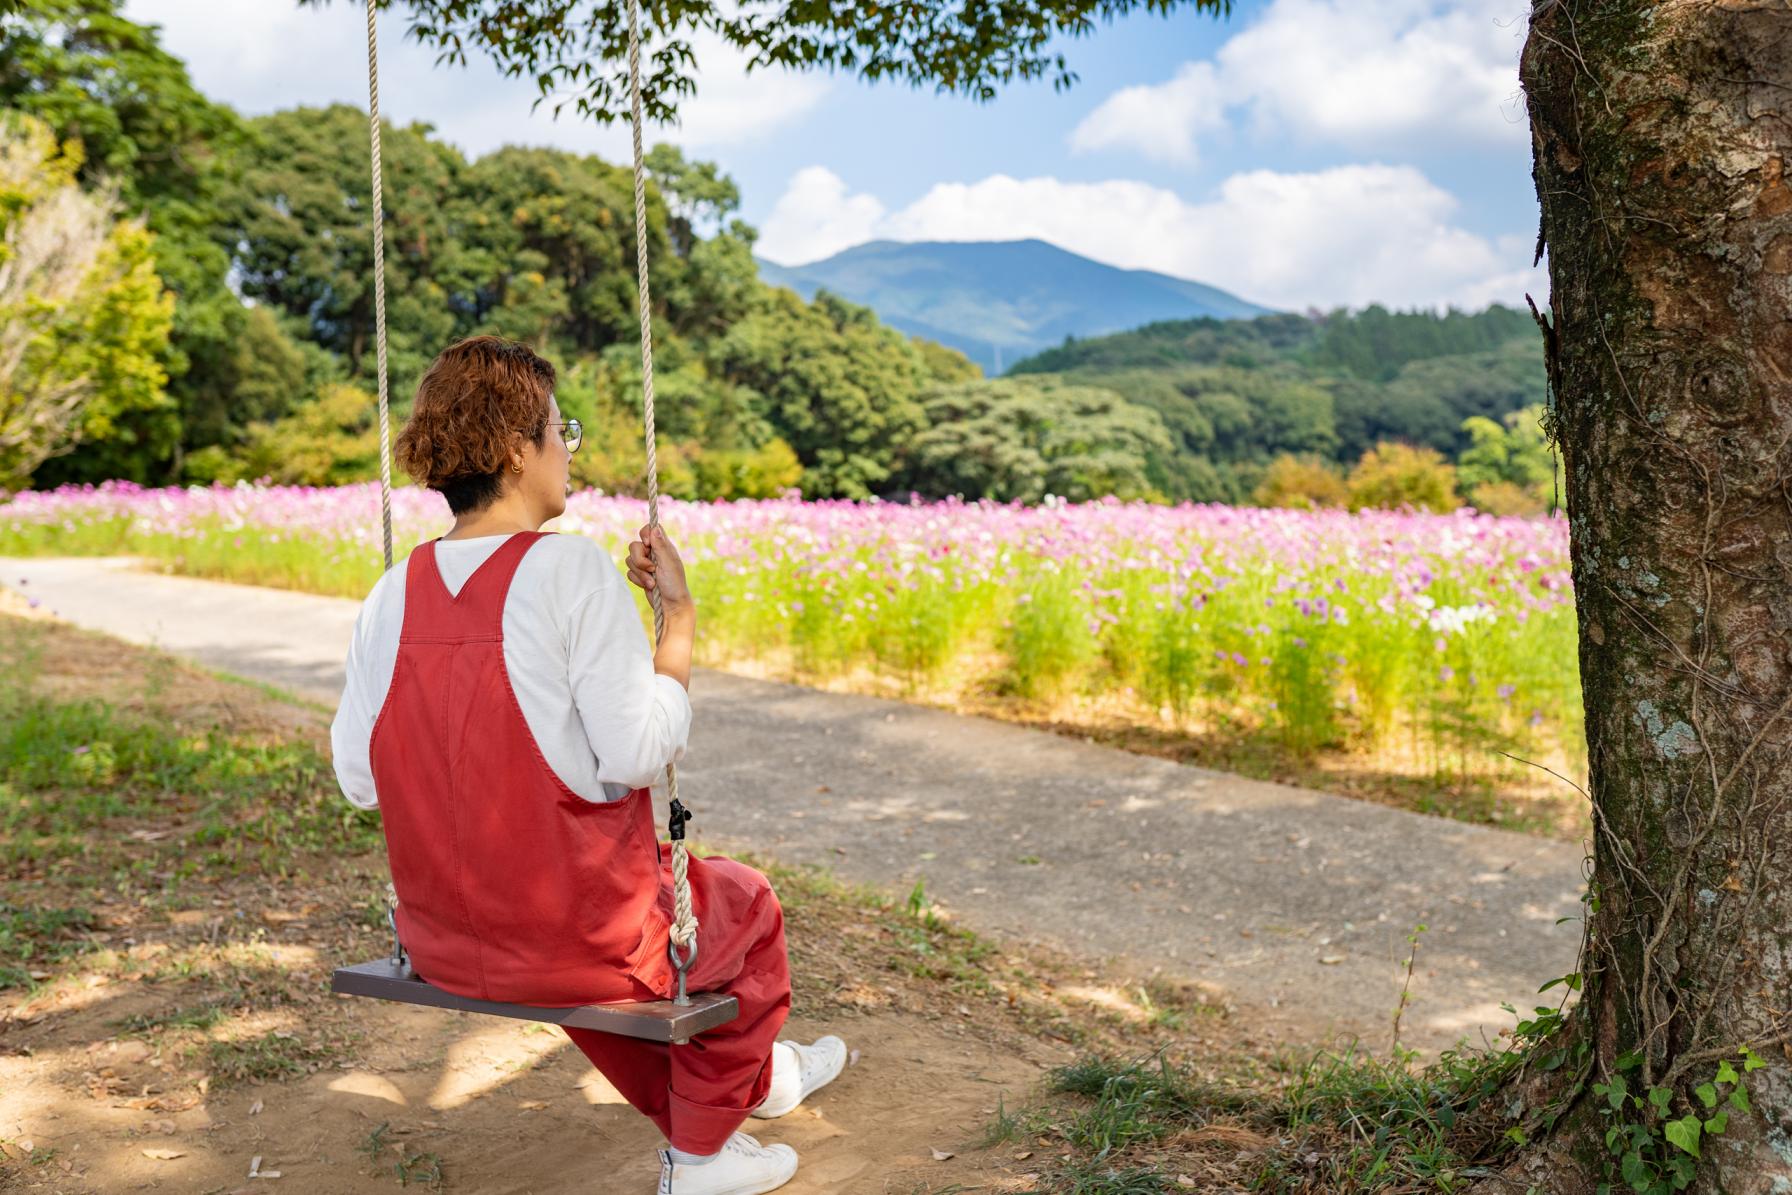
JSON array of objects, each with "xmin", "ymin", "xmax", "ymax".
[{"xmin": 1499, "ymin": 1, "xmax": 1792, "ymax": 1189}]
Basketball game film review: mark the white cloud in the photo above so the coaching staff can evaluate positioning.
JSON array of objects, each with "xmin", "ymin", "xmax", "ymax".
[
  {"xmin": 1071, "ymin": 0, "xmax": 1528, "ymax": 164},
  {"xmin": 1068, "ymin": 62, "xmax": 1226, "ymax": 165},
  {"xmin": 756, "ymin": 166, "xmax": 888, "ymax": 265},
  {"xmin": 123, "ymin": 0, "xmax": 827, "ymax": 159},
  {"xmin": 761, "ymin": 164, "xmax": 1544, "ymax": 311}
]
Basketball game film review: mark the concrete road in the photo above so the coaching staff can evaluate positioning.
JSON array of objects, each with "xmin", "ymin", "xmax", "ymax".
[{"xmin": 2, "ymin": 555, "xmax": 1586, "ymax": 1051}]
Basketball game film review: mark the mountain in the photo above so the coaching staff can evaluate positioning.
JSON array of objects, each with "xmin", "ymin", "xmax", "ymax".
[{"xmin": 755, "ymin": 239, "xmax": 1276, "ymax": 375}]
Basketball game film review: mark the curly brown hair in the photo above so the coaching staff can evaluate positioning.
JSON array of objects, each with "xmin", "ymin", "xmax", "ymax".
[{"xmin": 395, "ymin": 336, "xmax": 557, "ymax": 514}]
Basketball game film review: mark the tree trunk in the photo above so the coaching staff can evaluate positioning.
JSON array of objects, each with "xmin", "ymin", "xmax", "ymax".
[{"xmin": 1505, "ymin": 1, "xmax": 1792, "ymax": 1188}]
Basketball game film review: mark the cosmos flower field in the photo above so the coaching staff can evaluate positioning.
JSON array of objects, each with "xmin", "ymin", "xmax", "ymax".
[{"xmin": 0, "ymin": 482, "xmax": 1584, "ymax": 815}]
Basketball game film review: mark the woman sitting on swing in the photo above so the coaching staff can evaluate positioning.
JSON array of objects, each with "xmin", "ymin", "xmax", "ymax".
[{"xmin": 330, "ymin": 335, "xmax": 845, "ymax": 1195}]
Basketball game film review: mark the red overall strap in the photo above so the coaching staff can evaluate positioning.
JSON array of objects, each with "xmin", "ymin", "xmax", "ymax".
[{"xmin": 401, "ymin": 530, "xmax": 548, "ymax": 644}]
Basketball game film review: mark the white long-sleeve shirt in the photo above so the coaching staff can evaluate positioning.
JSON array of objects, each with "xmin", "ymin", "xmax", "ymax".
[{"xmin": 329, "ymin": 532, "xmax": 692, "ymax": 809}]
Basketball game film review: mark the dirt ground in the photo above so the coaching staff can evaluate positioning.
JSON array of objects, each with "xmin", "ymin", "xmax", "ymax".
[
  {"xmin": 1, "ymin": 986, "xmax": 1052, "ymax": 1193},
  {"xmin": 0, "ymin": 608, "xmax": 1258, "ymax": 1194}
]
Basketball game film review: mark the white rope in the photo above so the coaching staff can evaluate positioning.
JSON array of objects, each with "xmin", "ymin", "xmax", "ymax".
[
  {"xmin": 626, "ymin": 0, "xmax": 699, "ymax": 963},
  {"xmin": 366, "ymin": 0, "xmax": 394, "ymax": 573}
]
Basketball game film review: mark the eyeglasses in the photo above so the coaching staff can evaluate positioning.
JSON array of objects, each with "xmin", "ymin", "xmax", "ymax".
[{"xmin": 547, "ymin": 419, "xmax": 583, "ymax": 454}]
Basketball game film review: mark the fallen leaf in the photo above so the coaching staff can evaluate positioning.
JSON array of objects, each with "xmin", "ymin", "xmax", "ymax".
[
  {"xmin": 518, "ymin": 1100, "xmax": 547, "ymax": 1111},
  {"xmin": 1319, "ymin": 955, "xmax": 1345, "ymax": 965},
  {"xmin": 142, "ymin": 1148, "xmax": 186, "ymax": 1161},
  {"xmin": 1176, "ymin": 1178, "xmax": 1197, "ymax": 1189},
  {"xmin": 1015, "ymin": 1150, "xmax": 1033, "ymax": 1160},
  {"xmin": 930, "ymin": 1147, "xmax": 954, "ymax": 1161}
]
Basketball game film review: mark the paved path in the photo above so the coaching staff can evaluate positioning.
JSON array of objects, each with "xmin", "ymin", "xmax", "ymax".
[{"xmin": 3, "ymin": 556, "xmax": 1586, "ymax": 1051}]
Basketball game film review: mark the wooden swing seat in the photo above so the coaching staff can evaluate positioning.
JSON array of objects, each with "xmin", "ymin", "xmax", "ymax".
[{"xmin": 331, "ymin": 958, "xmax": 738, "ymax": 1044}]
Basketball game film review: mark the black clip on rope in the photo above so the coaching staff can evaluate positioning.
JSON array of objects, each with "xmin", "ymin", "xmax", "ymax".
[{"xmin": 666, "ymin": 799, "xmax": 697, "ymax": 1004}]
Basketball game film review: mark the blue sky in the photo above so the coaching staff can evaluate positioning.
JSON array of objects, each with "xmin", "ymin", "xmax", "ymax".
[{"xmin": 125, "ymin": 0, "xmax": 1545, "ymax": 313}]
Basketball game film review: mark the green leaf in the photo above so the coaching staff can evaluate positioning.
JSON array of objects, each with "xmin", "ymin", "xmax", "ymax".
[
  {"xmin": 1617, "ymin": 1051, "xmax": 1644, "ymax": 1072},
  {"xmin": 1648, "ymin": 1086, "xmax": 1673, "ymax": 1112},
  {"xmin": 1729, "ymin": 1087, "xmax": 1751, "ymax": 1114},
  {"xmin": 1505, "ymin": 1126, "xmax": 1529, "ymax": 1146},
  {"xmin": 1664, "ymin": 1114, "xmax": 1702, "ymax": 1158},
  {"xmin": 1742, "ymin": 1047, "xmax": 1765, "ymax": 1073},
  {"xmin": 1620, "ymin": 1151, "xmax": 1648, "ymax": 1189},
  {"xmin": 1604, "ymin": 1076, "xmax": 1629, "ymax": 1110},
  {"xmin": 1715, "ymin": 1059, "xmax": 1738, "ymax": 1085},
  {"xmin": 1704, "ymin": 1112, "xmax": 1728, "ymax": 1135},
  {"xmin": 1695, "ymin": 1083, "xmax": 1717, "ymax": 1108}
]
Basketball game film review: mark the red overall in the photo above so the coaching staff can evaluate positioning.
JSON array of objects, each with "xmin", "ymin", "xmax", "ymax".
[{"xmin": 368, "ymin": 531, "xmax": 790, "ymax": 1154}]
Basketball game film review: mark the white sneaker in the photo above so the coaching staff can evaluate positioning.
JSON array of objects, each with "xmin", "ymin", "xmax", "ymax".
[
  {"xmin": 656, "ymin": 1132, "xmax": 798, "ymax": 1195},
  {"xmin": 751, "ymin": 1036, "xmax": 848, "ymax": 1119}
]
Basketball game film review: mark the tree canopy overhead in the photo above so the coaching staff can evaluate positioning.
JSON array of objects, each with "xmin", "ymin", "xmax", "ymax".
[{"xmin": 319, "ymin": 0, "xmax": 1229, "ymax": 124}]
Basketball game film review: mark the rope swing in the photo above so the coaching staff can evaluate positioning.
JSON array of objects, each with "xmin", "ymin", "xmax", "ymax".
[{"xmin": 338, "ymin": 0, "xmax": 722, "ymax": 1033}]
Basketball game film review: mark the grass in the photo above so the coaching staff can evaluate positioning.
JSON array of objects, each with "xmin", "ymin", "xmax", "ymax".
[
  {"xmin": 0, "ymin": 903, "xmax": 97, "ymax": 990},
  {"xmin": 113, "ymin": 999, "xmax": 234, "ymax": 1036},
  {"xmin": 202, "ymin": 1029, "xmax": 333, "ymax": 1085},
  {"xmin": 1002, "ymin": 995, "xmax": 1575, "ymax": 1193},
  {"xmin": 361, "ymin": 1122, "xmax": 448, "ymax": 1188},
  {"xmin": 0, "ymin": 615, "xmax": 373, "ymax": 1095},
  {"xmin": 0, "ymin": 619, "xmax": 379, "ymax": 889}
]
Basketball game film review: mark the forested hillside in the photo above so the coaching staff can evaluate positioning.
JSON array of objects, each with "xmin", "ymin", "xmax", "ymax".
[
  {"xmin": 0, "ymin": 1, "xmax": 975, "ymax": 500},
  {"xmin": 1009, "ymin": 305, "xmax": 1552, "ymax": 508}
]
